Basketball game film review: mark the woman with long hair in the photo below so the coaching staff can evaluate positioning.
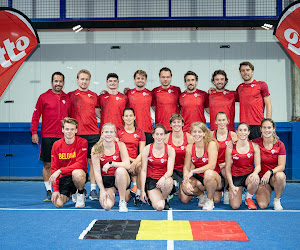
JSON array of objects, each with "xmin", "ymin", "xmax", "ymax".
[
  {"xmin": 117, "ymin": 107, "xmax": 146, "ymax": 205},
  {"xmin": 91, "ymin": 122, "xmax": 131, "ymax": 212},
  {"xmin": 211, "ymin": 112, "xmax": 237, "ymax": 204},
  {"xmin": 180, "ymin": 122, "xmax": 223, "ymax": 211},
  {"xmin": 253, "ymin": 118, "xmax": 286, "ymax": 210},
  {"xmin": 225, "ymin": 122, "xmax": 261, "ymax": 210},
  {"xmin": 140, "ymin": 124, "xmax": 176, "ymax": 211}
]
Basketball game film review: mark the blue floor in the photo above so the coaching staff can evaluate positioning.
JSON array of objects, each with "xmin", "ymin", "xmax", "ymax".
[{"xmin": 0, "ymin": 181, "xmax": 299, "ymax": 249}]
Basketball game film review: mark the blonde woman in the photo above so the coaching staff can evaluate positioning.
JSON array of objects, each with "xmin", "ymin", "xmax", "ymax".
[
  {"xmin": 253, "ymin": 118, "xmax": 286, "ymax": 210},
  {"xmin": 181, "ymin": 122, "xmax": 222, "ymax": 211},
  {"xmin": 91, "ymin": 123, "xmax": 131, "ymax": 212}
]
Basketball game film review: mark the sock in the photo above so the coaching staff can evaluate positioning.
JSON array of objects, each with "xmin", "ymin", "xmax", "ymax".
[
  {"xmin": 44, "ymin": 181, "xmax": 52, "ymax": 191},
  {"xmin": 174, "ymin": 180, "xmax": 178, "ymax": 187},
  {"xmin": 136, "ymin": 189, "xmax": 141, "ymax": 196},
  {"xmin": 91, "ymin": 184, "xmax": 97, "ymax": 191},
  {"xmin": 78, "ymin": 189, "xmax": 84, "ymax": 194},
  {"xmin": 132, "ymin": 182, "xmax": 137, "ymax": 186},
  {"xmin": 245, "ymin": 192, "xmax": 253, "ymax": 200}
]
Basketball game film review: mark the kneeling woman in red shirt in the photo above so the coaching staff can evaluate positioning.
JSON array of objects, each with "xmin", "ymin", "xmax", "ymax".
[
  {"xmin": 140, "ymin": 124, "xmax": 176, "ymax": 211},
  {"xmin": 253, "ymin": 118, "xmax": 286, "ymax": 211},
  {"xmin": 91, "ymin": 122, "xmax": 131, "ymax": 212},
  {"xmin": 225, "ymin": 123, "xmax": 261, "ymax": 210},
  {"xmin": 181, "ymin": 122, "xmax": 222, "ymax": 211}
]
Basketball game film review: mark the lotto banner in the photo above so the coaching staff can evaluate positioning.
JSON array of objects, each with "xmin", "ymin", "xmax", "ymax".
[
  {"xmin": 0, "ymin": 8, "xmax": 39, "ymax": 97},
  {"xmin": 274, "ymin": 1, "xmax": 300, "ymax": 70}
]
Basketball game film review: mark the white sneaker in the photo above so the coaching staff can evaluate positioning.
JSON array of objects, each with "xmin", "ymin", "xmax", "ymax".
[
  {"xmin": 197, "ymin": 194, "xmax": 207, "ymax": 207},
  {"xmin": 119, "ymin": 200, "xmax": 128, "ymax": 212},
  {"xmin": 223, "ymin": 191, "xmax": 229, "ymax": 205},
  {"xmin": 72, "ymin": 190, "xmax": 78, "ymax": 203},
  {"xmin": 203, "ymin": 199, "xmax": 215, "ymax": 211},
  {"xmin": 75, "ymin": 193, "xmax": 85, "ymax": 208},
  {"xmin": 273, "ymin": 198, "xmax": 283, "ymax": 211}
]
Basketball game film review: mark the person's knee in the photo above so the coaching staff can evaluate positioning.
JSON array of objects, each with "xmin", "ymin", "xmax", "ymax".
[
  {"xmin": 204, "ymin": 170, "xmax": 214, "ymax": 181},
  {"xmin": 274, "ymin": 172, "xmax": 286, "ymax": 184},
  {"xmin": 179, "ymin": 194, "xmax": 191, "ymax": 204},
  {"xmin": 54, "ymin": 200, "xmax": 64, "ymax": 208},
  {"xmin": 72, "ymin": 169, "xmax": 86, "ymax": 182},
  {"xmin": 230, "ymin": 202, "xmax": 241, "ymax": 210},
  {"xmin": 153, "ymin": 200, "xmax": 164, "ymax": 211},
  {"xmin": 115, "ymin": 167, "xmax": 127, "ymax": 176},
  {"xmin": 257, "ymin": 201, "xmax": 269, "ymax": 209}
]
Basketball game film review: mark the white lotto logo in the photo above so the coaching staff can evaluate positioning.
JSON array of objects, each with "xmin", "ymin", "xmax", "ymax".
[
  {"xmin": 143, "ymin": 92, "xmax": 147, "ymax": 96},
  {"xmin": 223, "ymin": 91, "xmax": 227, "ymax": 95},
  {"xmin": 251, "ymin": 84, "xmax": 255, "ymax": 88},
  {"xmin": 247, "ymin": 153, "xmax": 253, "ymax": 158},
  {"xmin": 271, "ymin": 149, "xmax": 276, "ymax": 154},
  {"xmin": 113, "ymin": 155, "xmax": 118, "ymax": 160},
  {"xmin": 116, "ymin": 97, "xmax": 120, "ymax": 101},
  {"xmin": 233, "ymin": 154, "xmax": 239, "ymax": 160},
  {"xmin": 194, "ymin": 93, "xmax": 198, "ymax": 97},
  {"xmin": 180, "ymin": 146, "xmax": 185, "ymax": 150},
  {"xmin": 0, "ymin": 36, "xmax": 30, "ymax": 68},
  {"xmin": 88, "ymin": 94, "xmax": 93, "ymax": 98},
  {"xmin": 284, "ymin": 28, "xmax": 300, "ymax": 55},
  {"xmin": 160, "ymin": 159, "xmax": 165, "ymax": 163},
  {"xmin": 134, "ymin": 134, "xmax": 138, "ymax": 138},
  {"xmin": 202, "ymin": 158, "xmax": 208, "ymax": 163},
  {"xmin": 62, "ymin": 100, "xmax": 66, "ymax": 104},
  {"xmin": 168, "ymin": 89, "xmax": 173, "ymax": 93}
]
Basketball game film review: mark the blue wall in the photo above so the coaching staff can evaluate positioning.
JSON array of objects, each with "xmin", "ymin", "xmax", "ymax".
[{"xmin": 0, "ymin": 122, "xmax": 298, "ymax": 180}]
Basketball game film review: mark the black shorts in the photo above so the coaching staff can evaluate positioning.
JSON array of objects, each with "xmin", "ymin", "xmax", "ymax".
[
  {"xmin": 102, "ymin": 176, "xmax": 130, "ymax": 190},
  {"xmin": 145, "ymin": 177, "xmax": 159, "ymax": 191},
  {"xmin": 249, "ymin": 125, "xmax": 261, "ymax": 140},
  {"xmin": 40, "ymin": 137, "xmax": 60, "ymax": 162},
  {"xmin": 193, "ymin": 174, "xmax": 204, "ymax": 186},
  {"xmin": 78, "ymin": 134, "xmax": 100, "ymax": 159},
  {"xmin": 172, "ymin": 169, "xmax": 183, "ymax": 183},
  {"xmin": 232, "ymin": 173, "xmax": 251, "ymax": 187},
  {"xmin": 59, "ymin": 173, "xmax": 88, "ymax": 197},
  {"xmin": 193, "ymin": 172, "xmax": 225, "ymax": 191},
  {"xmin": 145, "ymin": 132, "xmax": 154, "ymax": 145}
]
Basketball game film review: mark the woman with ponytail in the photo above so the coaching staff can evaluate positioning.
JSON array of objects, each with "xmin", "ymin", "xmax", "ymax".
[
  {"xmin": 253, "ymin": 118, "xmax": 286, "ymax": 210},
  {"xmin": 91, "ymin": 123, "xmax": 131, "ymax": 212}
]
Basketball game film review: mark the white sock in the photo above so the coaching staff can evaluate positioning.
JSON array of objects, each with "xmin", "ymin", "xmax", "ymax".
[
  {"xmin": 44, "ymin": 181, "xmax": 52, "ymax": 191},
  {"xmin": 91, "ymin": 184, "xmax": 97, "ymax": 191},
  {"xmin": 245, "ymin": 192, "xmax": 253, "ymax": 199},
  {"xmin": 132, "ymin": 182, "xmax": 137, "ymax": 186},
  {"xmin": 136, "ymin": 189, "xmax": 141, "ymax": 196},
  {"xmin": 174, "ymin": 180, "xmax": 178, "ymax": 187}
]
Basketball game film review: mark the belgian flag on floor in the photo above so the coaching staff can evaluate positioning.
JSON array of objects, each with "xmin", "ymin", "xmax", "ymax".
[{"xmin": 79, "ymin": 220, "xmax": 249, "ymax": 241}]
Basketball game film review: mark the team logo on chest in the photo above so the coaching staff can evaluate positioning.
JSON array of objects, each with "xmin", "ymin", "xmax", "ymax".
[
  {"xmin": 194, "ymin": 93, "xmax": 198, "ymax": 97},
  {"xmin": 223, "ymin": 91, "xmax": 227, "ymax": 95},
  {"xmin": 233, "ymin": 154, "xmax": 239, "ymax": 160},
  {"xmin": 134, "ymin": 134, "xmax": 138, "ymax": 138},
  {"xmin": 100, "ymin": 157, "xmax": 105, "ymax": 161},
  {"xmin": 202, "ymin": 157, "xmax": 208, "ymax": 163},
  {"xmin": 143, "ymin": 92, "xmax": 148, "ymax": 96},
  {"xmin": 251, "ymin": 84, "xmax": 256, "ymax": 88},
  {"xmin": 180, "ymin": 145, "xmax": 185, "ymax": 150},
  {"xmin": 225, "ymin": 141, "xmax": 229, "ymax": 146},
  {"xmin": 271, "ymin": 149, "xmax": 278, "ymax": 154},
  {"xmin": 148, "ymin": 157, "xmax": 153, "ymax": 162},
  {"xmin": 62, "ymin": 100, "xmax": 66, "ymax": 104},
  {"xmin": 113, "ymin": 155, "xmax": 118, "ymax": 160},
  {"xmin": 116, "ymin": 97, "xmax": 120, "ymax": 100},
  {"xmin": 168, "ymin": 89, "xmax": 174, "ymax": 93},
  {"xmin": 192, "ymin": 156, "xmax": 195, "ymax": 163},
  {"xmin": 88, "ymin": 94, "xmax": 93, "ymax": 98},
  {"xmin": 247, "ymin": 153, "xmax": 253, "ymax": 158},
  {"xmin": 161, "ymin": 159, "xmax": 166, "ymax": 163}
]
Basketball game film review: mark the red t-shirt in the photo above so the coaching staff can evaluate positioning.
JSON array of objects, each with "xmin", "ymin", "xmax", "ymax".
[
  {"xmin": 99, "ymin": 141, "xmax": 122, "ymax": 177},
  {"xmin": 236, "ymin": 80, "xmax": 270, "ymax": 125},
  {"xmin": 68, "ymin": 89, "xmax": 99, "ymax": 135},
  {"xmin": 126, "ymin": 88, "xmax": 153, "ymax": 133},
  {"xmin": 98, "ymin": 92, "xmax": 128, "ymax": 131},
  {"xmin": 147, "ymin": 143, "xmax": 168, "ymax": 180},
  {"xmin": 167, "ymin": 132, "xmax": 188, "ymax": 172},
  {"xmin": 209, "ymin": 90, "xmax": 237, "ymax": 131},
  {"xmin": 179, "ymin": 89, "xmax": 209, "ymax": 133},
  {"xmin": 231, "ymin": 142, "xmax": 255, "ymax": 177},
  {"xmin": 117, "ymin": 126, "xmax": 146, "ymax": 159},
  {"xmin": 252, "ymin": 137, "xmax": 286, "ymax": 177},
  {"xmin": 152, "ymin": 85, "xmax": 181, "ymax": 131},
  {"xmin": 213, "ymin": 130, "xmax": 233, "ymax": 165},
  {"xmin": 51, "ymin": 136, "xmax": 88, "ymax": 192},
  {"xmin": 31, "ymin": 89, "xmax": 71, "ymax": 138}
]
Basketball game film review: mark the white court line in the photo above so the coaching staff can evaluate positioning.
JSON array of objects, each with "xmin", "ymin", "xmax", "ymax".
[
  {"xmin": 78, "ymin": 219, "xmax": 96, "ymax": 240},
  {"xmin": 167, "ymin": 209, "xmax": 174, "ymax": 250},
  {"xmin": 1, "ymin": 208, "xmax": 300, "ymax": 212}
]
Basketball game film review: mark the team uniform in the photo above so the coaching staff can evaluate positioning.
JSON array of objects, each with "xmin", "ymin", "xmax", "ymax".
[
  {"xmin": 252, "ymin": 137, "xmax": 286, "ymax": 178},
  {"xmin": 98, "ymin": 92, "xmax": 128, "ymax": 132},
  {"xmin": 31, "ymin": 89, "xmax": 71, "ymax": 162},
  {"xmin": 213, "ymin": 130, "xmax": 232, "ymax": 168},
  {"xmin": 117, "ymin": 126, "xmax": 146, "ymax": 159},
  {"xmin": 167, "ymin": 132, "xmax": 188, "ymax": 182},
  {"xmin": 145, "ymin": 143, "xmax": 169, "ymax": 191},
  {"xmin": 51, "ymin": 136, "xmax": 88, "ymax": 196},
  {"xmin": 179, "ymin": 89, "xmax": 209, "ymax": 133},
  {"xmin": 152, "ymin": 85, "xmax": 181, "ymax": 131},
  {"xmin": 68, "ymin": 89, "xmax": 100, "ymax": 158},
  {"xmin": 236, "ymin": 80, "xmax": 270, "ymax": 139},
  {"xmin": 231, "ymin": 142, "xmax": 255, "ymax": 187},
  {"xmin": 209, "ymin": 90, "xmax": 237, "ymax": 131}
]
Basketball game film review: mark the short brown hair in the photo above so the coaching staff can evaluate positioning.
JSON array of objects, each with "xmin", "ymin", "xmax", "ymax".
[
  {"xmin": 62, "ymin": 117, "xmax": 78, "ymax": 129},
  {"xmin": 77, "ymin": 69, "xmax": 91, "ymax": 79},
  {"xmin": 159, "ymin": 67, "xmax": 172, "ymax": 77},
  {"xmin": 211, "ymin": 70, "xmax": 228, "ymax": 83},
  {"xmin": 170, "ymin": 113, "xmax": 184, "ymax": 124},
  {"xmin": 239, "ymin": 61, "xmax": 254, "ymax": 71},
  {"xmin": 134, "ymin": 70, "xmax": 147, "ymax": 79},
  {"xmin": 184, "ymin": 71, "xmax": 198, "ymax": 82}
]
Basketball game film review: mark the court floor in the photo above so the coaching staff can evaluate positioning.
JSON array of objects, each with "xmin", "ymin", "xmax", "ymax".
[{"xmin": 0, "ymin": 181, "xmax": 299, "ymax": 249}]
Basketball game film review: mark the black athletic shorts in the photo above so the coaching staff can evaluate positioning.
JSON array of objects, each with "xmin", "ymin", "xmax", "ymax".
[
  {"xmin": 172, "ymin": 169, "xmax": 183, "ymax": 183},
  {"xmin": 102, "ymin": 176, "xmax": 130, "ymax": 190},
  {"xmin": 59, "ymin": 173, "xmax": 88, "ymax": 197},
  {"xmin": 232, "ymin": 173, "xmax": 251, "ymax": 187},
  {"xmin": 193, "ymin": 172, "xmax": 225, "ymax": 191},
  {"xmin": 193, "ymin": 174, "xmax": 204, "ymax": 186},
  {"xmin": 145, "ymin": 132, "xmax": 154, "ymax": 145},
  {"xmin": 145, "ymin": 177, "xmax": 160, "ymax": 191},
  {"xmin": 249, "ymin": 125, "xmax": 261, "ymax": 140},
  {"xmin": 40, "ymin": 137, "xmax": 60, "ymax": 162},
  {"xmin": 78, "ymin": 134, "xmax": 100, "ymax": 159}
]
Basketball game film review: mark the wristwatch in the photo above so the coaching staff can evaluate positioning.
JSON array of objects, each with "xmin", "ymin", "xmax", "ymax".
[{"xmin": 109, "ymin": 161, "xmax": 113, "ymax": 166}]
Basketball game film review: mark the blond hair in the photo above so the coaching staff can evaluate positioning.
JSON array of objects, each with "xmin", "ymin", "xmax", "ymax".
[
  {"xmin": 190, "ymin": 122, "xmax": 218, "ymax": 149},
  {"xmin": 77, "ymin": 69, "xmax": 91, "ymax": 79},
  {"xmin": 61, "ymin": 117, "xmax": 78, "ymax": 129},
  {"xmin": 92, "ymin": 123, "xmax": 116, "ymax": 157}
]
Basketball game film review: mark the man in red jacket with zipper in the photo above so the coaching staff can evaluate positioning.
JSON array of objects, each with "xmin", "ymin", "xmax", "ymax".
[{"xmin": 31, "ymin": 72, "xmax": 71, "ymax": 202}]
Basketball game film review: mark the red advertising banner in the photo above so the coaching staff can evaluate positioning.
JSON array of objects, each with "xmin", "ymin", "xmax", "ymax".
[
  {"xmin": 0, "ymin": 8, "xmax": 39, "ymax": 97},
  {"xmin": 274, "ymin": 1, "xmax": 300, "ymax": 70}
]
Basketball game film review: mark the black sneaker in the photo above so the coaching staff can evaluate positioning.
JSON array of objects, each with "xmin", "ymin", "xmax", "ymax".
[
  {"xmin": 134, "ymin": 195, "xmax": 143, "ymax": 206},
  {"xmin": 44, "ymin": 190, "xmax": 52, "ymax": 202},
  {"xmin": 164, "ymin": 199, "xmax": 170, "ymax": 210}
]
